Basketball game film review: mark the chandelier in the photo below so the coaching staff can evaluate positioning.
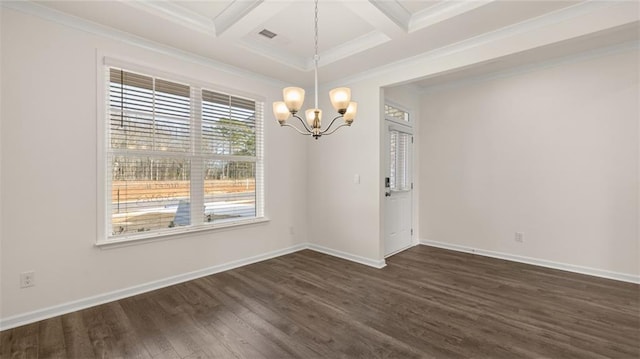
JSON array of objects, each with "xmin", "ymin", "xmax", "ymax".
[{"xmin": 272, "ymin": 0, "xmax": 357, "ymax": 140}]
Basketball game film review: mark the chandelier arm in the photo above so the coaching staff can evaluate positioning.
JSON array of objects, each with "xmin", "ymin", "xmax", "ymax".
[
  {"xmin": 274, "ymin": 0, "xmax": 353, "ymax": 140},
  {"xmin": 281, "ymin": 123, "xmax": 312, "ymax": 136},
  {"xmin": 292, "ymin": 113, "xmax": 313, "ymax": 132},
  {"xmin": 322, "ymin": 123, "xmax": 351, "ymax": 136},
  {"xmin": 320, "ymin": 115, "xmax": 344, "ymax": 134}
]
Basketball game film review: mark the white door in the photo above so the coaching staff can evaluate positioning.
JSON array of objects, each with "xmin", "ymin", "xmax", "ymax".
[{"xmin": 384, "ymin": 123, "xmax": 413, "ymax": 257}]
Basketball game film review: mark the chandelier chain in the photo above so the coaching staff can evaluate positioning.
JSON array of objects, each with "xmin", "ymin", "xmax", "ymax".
[
  {"xmin": 273, "ymin": 0, "xmax": 355, "ymax": 139},
  {"xmin": 314, "ymin": 0, "xmax": 319, "ymax": 61},
  {"xmin": 313, "ymin": 0, "xmax": 319, "ymax": 109}
]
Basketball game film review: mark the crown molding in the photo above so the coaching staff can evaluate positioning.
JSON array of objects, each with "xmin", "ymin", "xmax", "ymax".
[
  {"xmin": 2, "ymin": 1, "xmax": 288, "ymax": 88},
  {"xmin": 312, "ymin": 31, "xmax": 391, "ymax": 69},
  {"xmin": 214, "ymin": 0, "xmax": 263, "ymax": 36},
  {"xmin": 237, "ymin": 38, "xmax": 309, "ymax": 71},
  {"xmin": 368, "ymin": 0, "xmax": 496, "ymax": 34},
  {"xmin": 324, "ymin": 0, "xmax": 631, "ymax": 89},
  {"xmin": 409, "ymin": 0, "xmax": 495, "ymax": 33},
  {"xmin": 218, "ymin": 0, "xmax": 393, "ymax": 72},
  {"xmin": 117, "ymin": 0, "xmax": 264, "ymax": 37},
  {"xmin": 368, "ymin": 0, "xmax": 411, "ymax": 32},
  {"xmin": 239, "ymin": 29, "xmax": 391, "ymax": 72},
  {"xmin": 419, "ymin": 40, "xmax": 640, "ymax": 95},
  {"xmin": 122, "ymin": 0, "xmax": 216, "ymax": 36}
]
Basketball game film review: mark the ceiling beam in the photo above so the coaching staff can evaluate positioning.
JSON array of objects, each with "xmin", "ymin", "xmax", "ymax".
[
  {"xmin": 341, "ymin": 0, "xmax": 408, "ymax": 39},
  {"xmin": 409, "ymin": 0, "xmax": 496, "ymax": 33},
  {"xmin": 216, "ymin": 0, "xmax": 293, "ymax": 39},
  {"xmin": 122, "ymin": 0, "xmax": 216, "ymax": 36},
  {"xmin": 368, "ymin": 0, "xmax": 411, "ymax": 32},
  {"xmin": 213, "ymin": 0, "xmax": 264, "ymax": 36}
]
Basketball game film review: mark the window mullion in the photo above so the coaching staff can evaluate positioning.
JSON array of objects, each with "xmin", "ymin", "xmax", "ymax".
[{"xmin": 190, "ymin": 87, "xmax": 204, "ymax": 226}]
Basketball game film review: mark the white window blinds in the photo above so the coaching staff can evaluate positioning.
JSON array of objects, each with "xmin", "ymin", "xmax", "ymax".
[
  {"xmin": 106, "ymin": 67, "xmax": 264, "ymax": 241},
  {"xmin": 201, "ymin": 89, "xmax": 263, "ymax": 222},
  {"xmin": 389, "ymin": 130, "xmax": 411, "ymax": 191}
]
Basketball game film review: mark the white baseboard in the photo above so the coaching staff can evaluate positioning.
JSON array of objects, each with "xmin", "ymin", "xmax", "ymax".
[
  {"xmin": 420, "ymin": 239, "xmax": 640, "ymax": 284},
  {"xmin": 307, "ymin": 243, "xmax": 387, "ymax": 269},
  {"xmin": 0, "ymin": 244, "xmax": 307, "ymax": 331},
  {"xmin": 0, "ymin": 243, "xmax": 386, "ymax": 331}
]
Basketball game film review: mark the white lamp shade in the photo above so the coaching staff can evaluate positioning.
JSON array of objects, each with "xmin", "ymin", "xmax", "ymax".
[
  {"xmin": 283, "ymin": 87, "xmax": 305, "ymax": 112},
  {"xmin": 329, "ymin": 87, "xmax": 351, "ymax": 112},
  {"xmin": 344, "ymin": 102, "xmax": 357, "ymax": 123},
  {"xmin": 305, "ymin": 108, "xmax": 322, "ymax": 128},
  {"xmin": 273, "ymin": 101, "xmax": 290, "ymax": 123}
]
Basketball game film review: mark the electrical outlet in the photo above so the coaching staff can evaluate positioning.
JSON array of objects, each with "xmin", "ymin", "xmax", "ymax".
[
  {"xmin": 20, "ymin": 271, "xmax": 35, "ymax": 288},
  {"xmin": 515, "ymin": 232, "xmax": 524, "ymax": 243}
]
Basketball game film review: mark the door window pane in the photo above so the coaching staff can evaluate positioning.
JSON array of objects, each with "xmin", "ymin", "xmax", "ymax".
[{"xmin": 389, "ymin": 130, "xmax": 410, "ymax": 191}]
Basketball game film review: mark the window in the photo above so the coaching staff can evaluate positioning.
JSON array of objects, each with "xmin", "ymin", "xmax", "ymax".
[
  {"xmin": 104, "ymin": 66, "xmax": 264, "ymax": 242},
  {"xmin": 389, "ymin": 130, "xmax": 411, "ymax": 191},
  {"xmin": 386, "ymin": 103, "xmax": 411, "ymax": 191},
  {"xmin": 385, "ymin": 103, "xmax": 410, "ymax": 123}
]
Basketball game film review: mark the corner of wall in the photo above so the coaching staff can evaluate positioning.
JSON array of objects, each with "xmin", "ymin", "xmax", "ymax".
[{"xmin": 305, "ymin": 81, "xmax": 384, "ymax": 263}]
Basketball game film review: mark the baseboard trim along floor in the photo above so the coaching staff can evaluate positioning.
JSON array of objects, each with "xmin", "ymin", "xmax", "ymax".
[
  {"xmin": 3, "ymin": 246, "xmax": 637, "ymax": 357},
  {"xmin": 0, "ymin": 243, "xmax": 384, "ymax": 331},
  {"xmin": 3, "ymin": 239, "xmax": 635, "ymax": 331},
  {"xmin": 420, "ymin": 239, "xmax": 639, "ymax": 284}
]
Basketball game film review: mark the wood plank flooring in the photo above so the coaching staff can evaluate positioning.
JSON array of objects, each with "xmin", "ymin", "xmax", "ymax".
[{"xmin": 1, "ymin": 246, "xmax": 639, "ymax": 358}]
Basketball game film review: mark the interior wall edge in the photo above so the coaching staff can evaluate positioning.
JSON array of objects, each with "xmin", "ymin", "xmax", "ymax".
[
  {"xmin": 307, "ymin": 243, "xmax": 387, "ymax": 269},
  {"xmin": 420, "ymin": 239, "xmax": 640, "ymax": 284}
]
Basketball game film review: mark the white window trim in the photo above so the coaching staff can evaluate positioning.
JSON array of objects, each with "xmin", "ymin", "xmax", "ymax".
[
  {"xmin": 96, "ymin": 217, "xmax": 271, "ymax": 249},
  {"xmin": 384, "ymin": 100, "xmax": 412, "ymax": 127},
  {"xmin": 385, "ymin": 101, "xmax": 413, "ymax": 195},
  {"xmin": 95, "ymin": 56, "xmax": 267, "ymax": 246},
  {"xmin": 387, "ymin": 127, "xmax": 413, "ymax": 193}
]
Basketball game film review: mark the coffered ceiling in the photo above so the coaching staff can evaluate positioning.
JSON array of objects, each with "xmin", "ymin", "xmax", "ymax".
[{"xmin": 28, "ymin": 0, "xmax": 636, "ymax": 86}]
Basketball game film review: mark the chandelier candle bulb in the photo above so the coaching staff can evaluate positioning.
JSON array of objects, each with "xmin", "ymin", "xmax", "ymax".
[
  {"xmin": 283, "ymin": 87, "xmax": 305, "ymax": 113},
  {"xmin": 344, "ymin": 102, "xmax": 358, "ymax": 123},
  {"xmin": 330, "ymin": 87, "xmax": 351, "ymax": 113},
  {"xmin": 273, "ymin": 0, "xmax": 356, "ymax": 140},
  {"xmin": 273, "ymin": 102, "xmax": 290, "ymax": 123}
]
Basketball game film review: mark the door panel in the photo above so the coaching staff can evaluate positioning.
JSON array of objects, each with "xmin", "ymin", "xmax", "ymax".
[
  {"xmin": 385, "ymin": 191, "xmax": 412, "ymax": 255},
  {"xmin": 384, "ymin": 122, "xmax": 413, "ymax": 257}
]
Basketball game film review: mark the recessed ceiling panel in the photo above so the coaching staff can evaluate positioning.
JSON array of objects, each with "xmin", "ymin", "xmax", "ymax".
[
  {"xmin": 172, "ymin": 1, "xmax": 234, "ymax": 20},
  {"xmin": 28, "ymin": 0, "xmax": 621, "ymax": 87},
  {"xmin": 398, "ymin": 0, "xmax": 442, "ymax": 14},
  {"xmin": 244, "ymin": 1, "xmax": 375, "ymax": 60}
]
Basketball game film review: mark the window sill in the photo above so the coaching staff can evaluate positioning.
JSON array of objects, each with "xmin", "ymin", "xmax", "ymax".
[{"xmin": 95, "ymin": 217, "xmax": 270, "ymax": 249}]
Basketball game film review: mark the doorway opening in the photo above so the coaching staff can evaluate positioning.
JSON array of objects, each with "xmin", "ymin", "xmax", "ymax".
[{"xmin": 383, "ymin": 102, "xmax": 414, "ymax": 257}]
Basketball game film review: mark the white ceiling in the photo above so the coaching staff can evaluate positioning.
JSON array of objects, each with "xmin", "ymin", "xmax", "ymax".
[{"xmin": 31, "ymin": 0, "xmax": 636, "ymax": 87}]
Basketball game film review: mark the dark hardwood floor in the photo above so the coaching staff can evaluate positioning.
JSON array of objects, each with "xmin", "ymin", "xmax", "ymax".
[{"xmin": 2, "ymin": 246, "xmax": 639, "ymax": 358}]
